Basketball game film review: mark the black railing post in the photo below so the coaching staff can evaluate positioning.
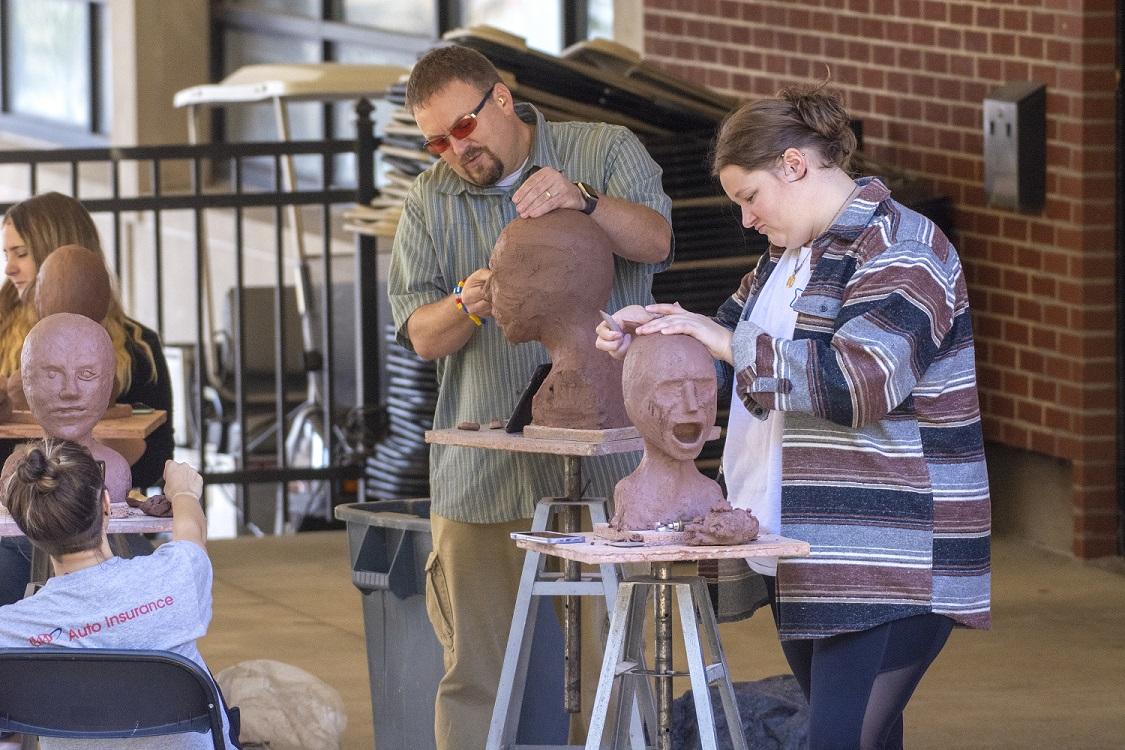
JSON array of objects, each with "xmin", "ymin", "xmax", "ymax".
[{"xmin": 353, "ymin": 97, "xmax": 385, "ymax": 458}]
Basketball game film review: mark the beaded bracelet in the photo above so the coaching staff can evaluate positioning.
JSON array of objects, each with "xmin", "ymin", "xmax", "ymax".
[{"xmin": 453, "ymin": 280, "xmax": 483, "ymax": 326}]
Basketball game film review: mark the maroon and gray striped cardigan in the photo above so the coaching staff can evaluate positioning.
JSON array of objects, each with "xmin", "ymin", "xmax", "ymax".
[{"xmin": 718, "ymin": 177, "xmax": 991, "ymax": 640}]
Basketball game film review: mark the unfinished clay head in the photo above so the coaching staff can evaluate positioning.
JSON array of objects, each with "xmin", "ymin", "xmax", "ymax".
[
  {"xmin": 20, "ymin": 313, "xmax": 130, "ymax": 503},
  {"xmin": 623, "ymin": 334, "xmax": 717, "ymax": 461},
  {"xmin": 34, "ymin": 244, "xmax": 112, "ymax": 321},
  {"xmin": 489, "ymin": 209, "xmax": 627, "ymax": 429},
  {"xmin": 21, "ymin": 314, "xmax": 114, "ymax": 441},
  {"xmin": 489, "ymin": 209, "xmax": 614, "ymax": 343},
  {"xmin": 612, "ymin": 333, "xmax": 723, "ymax": 530}
]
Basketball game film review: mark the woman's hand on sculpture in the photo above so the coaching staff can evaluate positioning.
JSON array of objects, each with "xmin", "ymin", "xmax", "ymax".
[
  {"xmin": 637, "ymin": 303, "xmax": 734, "ymax": 364},
  {"xmin": 461, "ymin": 267, "xmax": 492, "ymax": 319},
  {"xmin": 594, "ymin": 305, "xmax": 656, "ymax": 359},
  {"xmin": 511, "ymin": 166, "xmax": 578, "ymax": 219}
]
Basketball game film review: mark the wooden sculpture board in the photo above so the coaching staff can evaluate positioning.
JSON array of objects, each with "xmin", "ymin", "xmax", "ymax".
[{"xmin": 0, "ymin": 409, "xmax": 167, "ymax": 440}]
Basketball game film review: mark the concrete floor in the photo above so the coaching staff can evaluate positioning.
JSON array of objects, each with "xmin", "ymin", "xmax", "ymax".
[{"xmin": 202, "ymin": 532, "xmax": 1125, "ymax": 749}]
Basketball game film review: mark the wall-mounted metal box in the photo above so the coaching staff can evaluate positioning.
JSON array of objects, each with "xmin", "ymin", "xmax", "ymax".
[{"xmin": 983, "ymin": 81, "xmax": 1046, "ymax": 211}]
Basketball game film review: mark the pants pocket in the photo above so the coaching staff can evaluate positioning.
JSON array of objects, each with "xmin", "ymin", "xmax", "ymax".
[{"xmin": 425, "ymin": 551, "xmax": 455, "ymax": 654}]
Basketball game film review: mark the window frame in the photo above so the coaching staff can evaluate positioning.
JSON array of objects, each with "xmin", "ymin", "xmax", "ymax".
[{"xmin": 0, "ymin": 0, "xmax": 109, "ymax": 145}]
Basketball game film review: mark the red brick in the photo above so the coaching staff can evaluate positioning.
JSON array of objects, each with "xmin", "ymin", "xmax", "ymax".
[
  {"xmin": 977, "ymin": 58, "xmax": 1002, "ymax": 81},
  {"xmin": 975, "ymin": 7, "xmax": 1001, "ymax": 27},
  {"xmin": 1002, "ymin": 8, "xmax": 1029, "ymax": 31},
  {"xmin": 964, "ymin": 30, "xmax": 988, "ymax": 53},
  {"xmin": 948, "ymin": 3, "xmax": 972, "ymax": 25},
  {"xmin": 937, "ymin": 27, "xmax": 961, "ymax": 49},
  {"xmin": 1030, "ymin": 327, "xmax": 1057, "ymax": 351},
  {"xmin": 1042, "ymin": 406, "xmax": 1071, "ymax": 432},
  {"xmin": 922, "ymin": 0, "xmax": 947, "ymax": 21},
  {"xmin": 1003, "ymin": 60, "xmax": 1031, "ymax": 80},
  {"xmin": 992, "ymin": 342, "xmax": 1017, "ymax": 368},
  {"xmin": 1003, "ymin": 321, "xmax": 1030, "ymax": 348},
  {"xmin": 1016, "ymin": 298, "xmax": 1042, "ymax": 322},
  {"xmin": 990, "ymin": 32, "xmax": 1016, "ymax": 55},
  {"xmin": 1018, "ymin": 35, "xmax": 1044, "ymax": 58},
  {"xmin": 1031, "ymin": 378, "xmax": 1057, "ymax": 402},
  {"xmin": 1028, "ymin": 428, "xmax": 1055, "ymax": 456},
  {"xmin": 1018, "ymin": 347, "xmax": 1043, "ymax": 372},
  {"xmin": 1030, "ymin": 11, "xmax": 1056, "ymax": 34}
]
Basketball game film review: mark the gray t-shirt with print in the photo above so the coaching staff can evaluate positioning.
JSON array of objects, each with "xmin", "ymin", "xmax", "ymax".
[{"xmin": 0, "ymin": 540, "xmax": 232, "ymax": 749}]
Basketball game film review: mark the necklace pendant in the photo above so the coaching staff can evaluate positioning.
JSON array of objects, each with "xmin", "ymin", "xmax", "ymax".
[{"xmin": 786, "ymin": 274, "xmax": 796, "ymax": 288}]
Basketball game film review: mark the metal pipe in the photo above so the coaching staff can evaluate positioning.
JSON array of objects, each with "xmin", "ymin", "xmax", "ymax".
[
  {"xmin": 654, "ymin": 561, "xmax": 673, "ymax": 750},
  {"xmin": 562, "ymin": 455, "xmax": 582, "ymax": 713}
]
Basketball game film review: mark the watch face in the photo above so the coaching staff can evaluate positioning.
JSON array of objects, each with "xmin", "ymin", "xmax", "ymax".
[{"xmin": 577, "ymin": 182, "xmax": 598, "ymax": 214}]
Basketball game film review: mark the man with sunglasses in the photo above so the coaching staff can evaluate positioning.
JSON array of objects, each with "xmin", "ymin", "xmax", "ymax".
[{"xmin": 389, "ymin": 44, "xmax": 672, "ymax": 750}]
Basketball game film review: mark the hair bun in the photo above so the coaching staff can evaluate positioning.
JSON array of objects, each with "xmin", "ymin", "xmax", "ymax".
[
  {"xmin": 16, "ymin": 448, "xmax": 58, "ymax": 492},
  {"xmin": 782, "ymin": 84, "xmax": 849, "ymax": 141}
]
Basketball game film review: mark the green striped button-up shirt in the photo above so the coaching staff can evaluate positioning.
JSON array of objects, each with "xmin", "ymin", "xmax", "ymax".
[{"xmin": 389, "ymin": 103, "xmax": 673, "ymax": 523}]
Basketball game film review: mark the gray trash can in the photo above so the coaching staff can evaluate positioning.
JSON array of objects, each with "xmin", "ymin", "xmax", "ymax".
[{"xmin": 336, "ymin": 500, "xmax": 568, "ymax": 749}]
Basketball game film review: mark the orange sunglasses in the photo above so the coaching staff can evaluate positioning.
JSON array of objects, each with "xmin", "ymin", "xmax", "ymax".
[{"xmin": 423, "ymin": 85, "xmax": 496, "ymax": 155}]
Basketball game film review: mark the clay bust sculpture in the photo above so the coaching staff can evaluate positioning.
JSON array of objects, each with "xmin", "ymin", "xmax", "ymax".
[
  {"xmin": 611, "ymin": 333, "xmax": 724, "ymax": 530},
  {"xmin": 6, "ymin": 244, "xmax": 114, "ymax": 412},
  {"xmin": 15, "ymin": 313, "xmax": 131, "ymax": 505},
  {"xmin": 488, "ymin": 209, "xmax": 628, "ymax": 430}
]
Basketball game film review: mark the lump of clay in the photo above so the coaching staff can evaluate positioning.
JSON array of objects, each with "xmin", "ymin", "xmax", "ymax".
[
  {"xmin": 6, "ymin": 372, "xmax": 29, "ymax": 412},
  {"xmin": 0, "ymin": 379, "xmax": 11, "ymax": 422},
  {"xmin": 683, "ymin": 499, "xmax": 760, "ymax": 546},
  {"xmin": 126, "ymin": 492, "xmax": 172, "ymax": 518},
  {"xmin": 488, "ymin": 209, "xmax": 627, "ymax": 430},
  {"xmin": 34, "ymin": 244, "xmax": 112, "ymax": 322},
  {"xmin": 612, "ymin": 333, "xmax": 723, "ymax": 530},
  {"xmin": 19, "ymin": 313, "xmax": 131, "ymax": 504}
]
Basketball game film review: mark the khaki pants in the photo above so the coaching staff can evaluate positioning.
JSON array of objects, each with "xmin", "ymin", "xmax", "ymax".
[
  {"xmin": 426, "ymin": 513, "xmax": 605, "ymax": 750},
  {"xmin": 427, "ymin": 515, "xmax": 527, "ymax": 750}
]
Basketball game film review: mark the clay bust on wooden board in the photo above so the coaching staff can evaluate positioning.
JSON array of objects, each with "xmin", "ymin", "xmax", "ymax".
[
  {"xmin": 488, "ymin": 209, "xmax": 628, "ymax": 430},
  {"xmin": 612, "ymin": 333, "xmax": 723, "ymax": 529},
  {"xmin": 3, "ymin": 313, "xmax": 131, "ymax": 505}
]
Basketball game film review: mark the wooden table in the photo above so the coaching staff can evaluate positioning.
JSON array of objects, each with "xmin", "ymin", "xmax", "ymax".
[
  {"xmin": 0, "ymin": 504, "xmax": 173, "ymax": 589},
  {"xmin": 515, "ymin": 533, "xmax": 810, "ymax": 750},
  {"xmin": 0, "ymin": 409, "xmax": 167, "ymax": 440}
]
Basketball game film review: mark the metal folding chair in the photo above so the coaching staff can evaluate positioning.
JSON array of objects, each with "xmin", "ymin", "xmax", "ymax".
[{"xmin": 0, "ymin": 648, "xmax": 235, "ymax": 749}]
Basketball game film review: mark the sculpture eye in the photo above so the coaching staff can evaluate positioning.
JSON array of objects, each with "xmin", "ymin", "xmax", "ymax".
[{"xmin": 78, "ymin": 369, "xmax": 98, "ymax": 381}]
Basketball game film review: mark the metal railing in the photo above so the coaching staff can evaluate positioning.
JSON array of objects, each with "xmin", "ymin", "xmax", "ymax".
[{"xmin": 0, "ymin": 99, "xmax": 383, "ymax": 531}]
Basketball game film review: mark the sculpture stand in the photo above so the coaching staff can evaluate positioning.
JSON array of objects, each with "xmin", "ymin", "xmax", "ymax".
[
  {"xmin": 424, "ymin": 427, "xmax": 656, "ymax": 750},
  {"xmin": 513, "ymin": 534, "xmax": 811, "ymax": 750}
]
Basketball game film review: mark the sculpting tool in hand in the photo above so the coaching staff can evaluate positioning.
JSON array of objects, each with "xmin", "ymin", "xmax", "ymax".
[{"xmin": 599, "ymin": 310, "xmax": 623, "ymax": 333}]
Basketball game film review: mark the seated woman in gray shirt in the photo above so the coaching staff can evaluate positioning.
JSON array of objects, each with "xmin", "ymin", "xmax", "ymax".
[{"xmin": 0, "ymin": 440, "xmax": 238, "ymax": 749}]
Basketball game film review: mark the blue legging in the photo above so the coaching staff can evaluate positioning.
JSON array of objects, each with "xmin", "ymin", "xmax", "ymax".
[{"xmin": 764, "ymin": 576, "xmax": 953, "ymax": 750}]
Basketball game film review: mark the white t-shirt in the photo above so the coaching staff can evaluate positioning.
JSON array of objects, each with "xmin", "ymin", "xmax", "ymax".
[
  {"xmin": 724, "ymin": 246, "xmax": 812, "ymax": 577},
  {"xmin": 0, "ymin": 540, "xmax": 233, "ymax": 749}
]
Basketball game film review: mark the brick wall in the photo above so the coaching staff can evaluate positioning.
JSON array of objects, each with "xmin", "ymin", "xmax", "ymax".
[{"xmin": 642, "ymin": 0, "xmax": 1119, "ymax": 557}]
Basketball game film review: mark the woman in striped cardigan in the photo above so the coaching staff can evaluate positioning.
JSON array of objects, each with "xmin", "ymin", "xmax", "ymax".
[{"xmin": 597, "ymin": 82, "xmax": 990, "ymax": 749}]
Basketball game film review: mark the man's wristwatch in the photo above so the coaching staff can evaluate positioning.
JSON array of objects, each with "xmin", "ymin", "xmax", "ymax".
[{"xmin": 575, "ymin": 181, "xmax": 599, "ymax": 215}]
